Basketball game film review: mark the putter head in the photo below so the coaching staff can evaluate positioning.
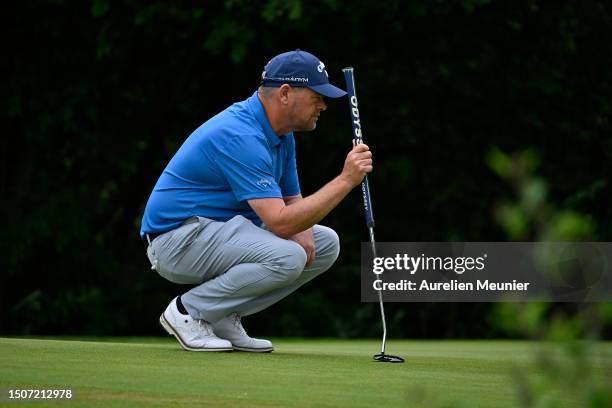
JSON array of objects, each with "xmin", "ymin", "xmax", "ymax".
[{"xmin": 373, "ymin": 353, "xmax": 405, "ymax": 363}]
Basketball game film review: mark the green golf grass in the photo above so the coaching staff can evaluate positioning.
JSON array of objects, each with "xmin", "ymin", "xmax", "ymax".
[{"xmin": 1, "ymin": 337, "xmax": 610, "ymax": 407}]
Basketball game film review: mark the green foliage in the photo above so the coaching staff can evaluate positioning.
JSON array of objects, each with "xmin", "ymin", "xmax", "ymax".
[
  {"xmin": 261, "ymin": 0, "xmax": 303, "ymax": 22},
  {"xmin": 462, "ymin": 0, "xmax": 491, "ymax": 14},
  {"xmin": 487, "ymin": 149, "xmax": 596, "ymax": 241},
  {"xmin": 91, "ymin": 0, "xmax": 109, "ymax": 18},
  {"xmin": 545, "ymin": 211, "xmax": 595, "ymax": 241},
  {"xmin": 3, "ymin": 1, "xmax": 611, "ymax": 339},
  {"xmin": 488, "ymin": 149, "xmax": 612, "ymax": 407}
]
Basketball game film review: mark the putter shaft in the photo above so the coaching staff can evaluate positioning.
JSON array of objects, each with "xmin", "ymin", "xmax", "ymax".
[{"xmin": 369, "ymin": 226, "xmax": 387, "ymax": 355}]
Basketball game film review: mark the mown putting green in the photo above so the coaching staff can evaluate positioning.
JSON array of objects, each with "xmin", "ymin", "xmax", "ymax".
[{"xmin": 1, "ymin": 337, "xmax": 610, "ymax": 407}]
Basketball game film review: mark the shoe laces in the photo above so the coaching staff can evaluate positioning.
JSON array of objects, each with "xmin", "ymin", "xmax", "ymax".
[
  {"xmin": 193, "ymin": 319, "xmax": 213, "ymax": 336},
  {"xmin": 231, "ymin": 313, "xmax": 247, "ymax": 335}
]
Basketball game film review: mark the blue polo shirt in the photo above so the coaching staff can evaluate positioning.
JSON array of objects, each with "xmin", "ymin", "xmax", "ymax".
[{"xmin": 140, "ymin": 91, "xmax": 301, "ymax": 236}]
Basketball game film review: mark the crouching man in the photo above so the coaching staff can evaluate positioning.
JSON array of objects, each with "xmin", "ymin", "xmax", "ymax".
[{"xmin": 140, "ymin": 50, "xmax": 373, "ymax": 352}]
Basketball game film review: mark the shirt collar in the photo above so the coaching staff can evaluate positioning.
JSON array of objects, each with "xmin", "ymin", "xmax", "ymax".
[{"xmin": 247, "ymin": 91, "xmax": 283, "ymax": 147}]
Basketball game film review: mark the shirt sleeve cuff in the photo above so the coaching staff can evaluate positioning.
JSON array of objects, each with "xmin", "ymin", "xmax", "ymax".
[{"xmin": 236, "ymin": 191, "xmax": 283, "ymax": 201}]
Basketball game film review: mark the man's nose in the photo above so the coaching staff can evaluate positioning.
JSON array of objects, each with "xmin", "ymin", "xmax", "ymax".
[{"xmin": 319, "ymin": 100, "xmax": 327, "ymax": 111}]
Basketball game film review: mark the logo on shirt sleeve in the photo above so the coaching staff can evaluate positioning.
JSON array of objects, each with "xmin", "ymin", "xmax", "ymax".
[{"xmin": 257, "ymin": 178, "xmax": 273, "ymax": 188}]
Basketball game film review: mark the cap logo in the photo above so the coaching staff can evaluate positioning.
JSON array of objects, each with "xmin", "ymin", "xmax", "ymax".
[{"xmin": 317, "ymin": 61, "xmax": 329, "ymax": 78}]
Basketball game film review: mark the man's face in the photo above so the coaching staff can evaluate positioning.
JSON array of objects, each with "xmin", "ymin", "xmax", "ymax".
[{"xmin": 287, "ymin": 87, "xmax": 327, "ymax": 131}]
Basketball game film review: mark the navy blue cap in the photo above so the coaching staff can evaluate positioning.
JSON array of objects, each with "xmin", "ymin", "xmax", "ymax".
[{"xmin": 261, "ymin": 50, "xmax": 347, "ymax": 98}]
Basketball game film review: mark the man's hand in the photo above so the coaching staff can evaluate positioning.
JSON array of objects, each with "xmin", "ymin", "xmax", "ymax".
[
  {"xmin": 289, "ymin": 228, "xmax": 315, "ymax": 268},
  {"xmin": 340, "ymin": 143, "xmax": 373, "ymax": 187}
]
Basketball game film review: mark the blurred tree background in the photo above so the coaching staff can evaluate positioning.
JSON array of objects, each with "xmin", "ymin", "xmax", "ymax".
[{"xmin": 3, "ymin": 0, "xmax": 611, "ymax": 337}]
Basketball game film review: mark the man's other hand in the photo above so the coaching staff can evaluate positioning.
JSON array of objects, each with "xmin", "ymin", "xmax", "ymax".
[{"xmin": 289, "ymin": 228, "xmax": 315, "ymax": 268}]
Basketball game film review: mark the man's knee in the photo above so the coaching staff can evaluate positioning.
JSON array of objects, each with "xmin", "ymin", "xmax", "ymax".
[
  {"xmin": 272, "ymin": 241, "xmax": 307, "ymax": 283},
  {"xmin": 315, "ymin": 225, "xmax": 340, "ymax": 266}
]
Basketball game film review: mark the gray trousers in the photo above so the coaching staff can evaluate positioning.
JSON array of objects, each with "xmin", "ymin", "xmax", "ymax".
[{"xmin": 146, "ymin": 215, "xmax": 340, "ymax": 323}]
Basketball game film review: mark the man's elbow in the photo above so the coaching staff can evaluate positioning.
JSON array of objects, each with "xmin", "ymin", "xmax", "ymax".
[{"xmin": 265, "ymin": 222, "xmax": 296, "ymax": 239}]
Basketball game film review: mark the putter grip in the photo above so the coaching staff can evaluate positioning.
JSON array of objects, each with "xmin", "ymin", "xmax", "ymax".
[{"xmin": 342, "ymin": 67, "xmax": 375, "ymax": 229}]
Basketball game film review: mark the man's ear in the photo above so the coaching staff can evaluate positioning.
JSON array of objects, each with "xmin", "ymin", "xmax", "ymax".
[{"xmin": 279, "ymin": 84, "xmax": 291, "ymax": 105}]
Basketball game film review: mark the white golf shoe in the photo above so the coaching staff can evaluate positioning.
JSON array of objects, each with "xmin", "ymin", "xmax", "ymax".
[
  {"xmin": 212, "ymin": 313, "xmax": 274, "ymax": 352},
  {"xmin": 159, "ymin": 297, "xmax": 233, "ymax": 352}
]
